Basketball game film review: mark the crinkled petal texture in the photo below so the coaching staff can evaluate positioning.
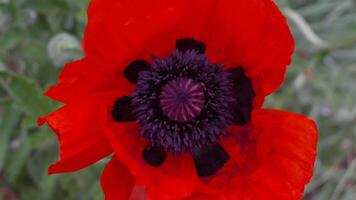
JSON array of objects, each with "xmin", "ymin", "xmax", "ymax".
[
  {"xmin": 38, "ymin": 91, "xmax": 129, "ymax": 174},
  {"xmin": 47, "ymin": 0, "xmax": 294, "ymax": 106},
  {"xmin": 104, "ymin": 122, "xmax": 200, "ymax": 200},
  {"xmin": 101, "ymin": 109, "xmax": 317, "ymax": 200},
  {"xmin": 101, "ymin": 155, "xmax": 136, "ymax": 200},
  {"xmin": 45, "ymin": 57, "xmax": 135, "ymax": 103},
  {"xmin": 188, "ymin": 109, "xmax": 317, "ymax": 200}
]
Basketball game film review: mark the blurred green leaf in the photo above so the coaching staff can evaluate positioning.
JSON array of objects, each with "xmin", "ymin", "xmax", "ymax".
[
  {"xmin": 6, "ymin": 129, "xmax": 31, "ymax": 182},
  {"xmin": 27, "ymin": 146, "xmax": 58, "ymax": 199},
  {"xmin": 0, "ymin": 105, "xmax": 21, "ymax": 171},
  {"xmin": 0, "ymin": 71, "xmax": 56, "ymax": 117},
  {"xmin": 0, "ymin": 61, "xmax": 6, "ymax": 72}
]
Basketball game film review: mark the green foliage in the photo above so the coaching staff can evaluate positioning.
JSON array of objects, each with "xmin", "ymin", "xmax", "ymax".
[
  {"xmin": 0, "ymin": 0, "xmax": 355, "ymax": 199},
  {"xmin": 272, "ymin": 1, "xmax": 356, "ymax": 199}
]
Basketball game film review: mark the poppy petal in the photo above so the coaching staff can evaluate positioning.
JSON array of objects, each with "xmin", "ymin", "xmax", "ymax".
[
  {"xmin": 210, "ymin": 109, "xmax": 318, "ymax": 199},
  {"xmin": 101, "ymin": 155, "xmax": 136, "ymax": 200},
  {"xmin": 38, "ymin": 91, "xmax": 127, "ymax": 174},
  {"xmin": 130, "ymin": 185, "xmax": 148, "ymax": 200},
  {"xmin": 250, "ymin": 109, "xmax": 318, "ymax": 199},
  {"xmin": 104, "ymin": 122, "xmax": 200, "ymax": 200},
  {"xmin": 84, "ymin": 0, "xmax": 294, "ymax": 109},
  {"xmin": 46, "ymin": 57, "xmax": 135, "ymax": 103},
  {"xmin": 184, "ymin": 191, "xmax": 221, "ymax": 200},
  {"xmin": 203, "ymin": 0, "xmax": 294, "ymax": 102}
]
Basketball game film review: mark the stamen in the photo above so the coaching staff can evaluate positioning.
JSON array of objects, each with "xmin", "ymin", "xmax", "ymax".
[
  {"xmin": 131, "ymin": 50, "xmax": 234, "ymax": 153},
  {"xmin": 114, "ymin": 39, "xmax": 256, "ymax": 177}
]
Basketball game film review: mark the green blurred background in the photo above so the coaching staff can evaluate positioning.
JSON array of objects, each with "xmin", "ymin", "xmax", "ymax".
[{"xmin": 0, "ymin": 0, "xmax": 355, "ymax": 199}]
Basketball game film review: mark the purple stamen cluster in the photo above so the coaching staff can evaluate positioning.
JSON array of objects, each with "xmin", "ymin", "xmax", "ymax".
[{"xmin": 131, "ymin": 50, "xmax": 234, "ymax": 153}]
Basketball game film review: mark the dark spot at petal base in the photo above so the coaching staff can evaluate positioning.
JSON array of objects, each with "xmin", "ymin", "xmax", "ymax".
[
  {"xmin": 124, "ymin": 60, "xmax": 151, "ymax": 84},
  {"xmin": 228, "ymin": 67, "xmax": 255, "ymax": 125},
  {"xmin": 176, "ymin": 38, "xmax": 206, "ymax": 54},
  {"xmin": 112, "ymin": 96, "xmax": 136, "ymax": 122},
  {"xmin": 142, "ymin": 145, "xmax": 167, "ymax": 167},
  {"xmin": 193, "ymin": 143, "xmax": 230, "ymax": 177}
]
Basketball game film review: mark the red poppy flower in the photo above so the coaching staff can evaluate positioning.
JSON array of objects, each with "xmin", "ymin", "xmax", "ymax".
[{"xmin": 38, "ymin": 0, "xmax": 318, "ymax": 199}]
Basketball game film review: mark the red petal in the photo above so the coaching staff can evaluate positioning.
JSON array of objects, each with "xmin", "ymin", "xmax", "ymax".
[
  {"xmin": 85, "ymin": 0, "xmax": 294, "ymax": 108},
  {"xmin": 84, "ymin": 0, "xmax": 214, "ymax": 62},
  {"xmin": 46, "ymin": 56, "xmax": 135, "ymax": 103},
  {"xmin": 145, "ymin": 153, "xmax": 199, "ymax": 200},
  {"xmin": 101, "ymin": 155, "xmax": 136, "ymax": 200},
  {"xmin": 39, "ymin": 91, "xmax": 127, "ymax": 174},
  {"xmin": 183, "ymin": 191, "xmax": 221, "ymax": 200},
  {"xmin": 104, "ymin": 122, "xmax": 200, "ymax": 200},
  {"xmin": 204, "ymin": 0, "xmax": 294, "ymax": 108},
  {"xmin": 251, "ymin": 109, "xmax": 318, "ymax": 196},
  {"xmin": 202, "ymin": 109, "xmax": 317, "ymax": 199},
  {"xmin": 129, "ymin": 185, "xmax": 148, "ymax": 200}
]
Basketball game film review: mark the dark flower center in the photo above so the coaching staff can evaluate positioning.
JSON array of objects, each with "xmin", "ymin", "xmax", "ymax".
[
  {"xmin": 112, "ymin": 38, "xmax": 256, "ymax": 177},
  {"xmin": 131, "ymin": 50, "xmax": 234, "ymax": 153},
  {"xmin": 160, "ymin": 78, "xmax": 205, "ymax": 122}
]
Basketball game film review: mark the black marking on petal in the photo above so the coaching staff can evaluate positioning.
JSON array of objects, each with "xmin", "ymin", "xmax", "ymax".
[
  {"xmin": 112, "ymin": 96, "xmax": 136, "ymax": 122},
  {"xmin": 176, "ymin": 38, "xmax": 206, "ymax": 54},
  {"xmin": 193, "ymin": 143, "xmax": 230, "ymax": 177},
  {"xmin": 124, "ymin": 60, "xmax": 151, "ymax": 84},
  {"xmin": 142, "ymin": 145, "xmax": 167, "ymax": 167},
  {"xmin": 228, "ymin": 67, "xmax": 255, "ymax": 125}
]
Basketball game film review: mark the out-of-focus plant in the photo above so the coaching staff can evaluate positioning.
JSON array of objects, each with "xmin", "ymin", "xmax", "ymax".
[
  {"xmin": 0, "ymin": 0, "xmax": 355, "ymax": 199},
  {"xmin": 0, "ymin": 0, "xmax": 102, "ymax": 199},
  {"xmin": 269, "ymin": 1, "xmax": 356, "ymax": 200}
]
